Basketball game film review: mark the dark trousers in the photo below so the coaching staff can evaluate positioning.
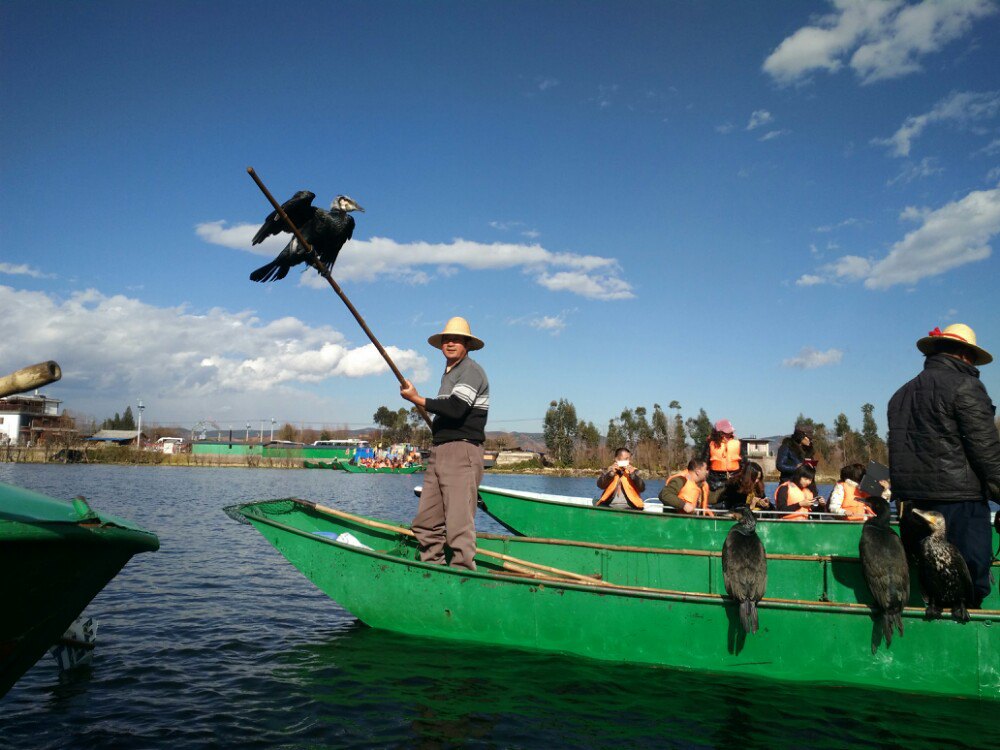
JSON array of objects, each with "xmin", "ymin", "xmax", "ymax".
[
  {"xmin": 412, "ymin": 441, "xmax": 484, "ymax": 571},
  {"xmin": 900, "ymin": 499, "xmax": 993, "ymax": 607}
]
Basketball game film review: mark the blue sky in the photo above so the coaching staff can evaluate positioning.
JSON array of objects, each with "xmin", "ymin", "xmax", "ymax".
[{"xmin": 2, "ymin": 0, "xmax": 999, "ymax": 439}]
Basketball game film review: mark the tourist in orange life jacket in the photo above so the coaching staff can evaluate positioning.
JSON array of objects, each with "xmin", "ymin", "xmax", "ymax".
[
  {"xmin": 829, "ymin": 463, "xmax": 875, "ymax": 521},
  {"xmin": 774, "ymin": 464, "xmax": 818, "ymax": 519},
  {"xmin": 659, "ymin": 458, "xmax": 712, "ymax": 515},
  {"xmin": 595, "ymin": 447, "xmax": 646, "ymax": 509},
  {"xmin": 714, "ymin": 461, "xmax": 770, "ymax": 511},
  {"xmin": 700, "ymin": 419, "xmax": 744, "ymax": 504}
]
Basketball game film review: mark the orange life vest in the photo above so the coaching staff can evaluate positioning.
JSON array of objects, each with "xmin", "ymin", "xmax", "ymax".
[
  {"xmin": 597, "ymin": 472, "xmax": 645, "ymax": 509},
  {"xmin": 775, "ymin": 481, "xmax": 814, "ymax": 521},
  {"xmin": 836, "ymin": 481, "xmax": 873, "ymax": 522},
  {"xmin": 708, "ymin": 438, "xmax": 741, "ymax": 473},
  {"xmin": 666, "ymin": 472, "xmax": 712, "ymax": 515}
]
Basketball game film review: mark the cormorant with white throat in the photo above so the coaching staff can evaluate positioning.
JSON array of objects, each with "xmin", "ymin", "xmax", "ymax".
[
  {"xmin": 912, "ymin": 509, "xmax": 974, "ymax": 623},
  {"xmin": 859, "ymin": 496, "xmax": 909, "ymax": 651},
  {"xmin": 722, "ymin": 505, "xmax": 767, "ymax": 634},
  {"xmin": 249, "ymin": 192, "xmax": 364, "ymax": 282}
]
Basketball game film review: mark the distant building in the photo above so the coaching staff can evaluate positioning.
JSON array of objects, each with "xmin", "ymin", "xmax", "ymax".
[
  {"xmin": 741, "ymin": 436, "xmax": 776, "ymax": 474},
  {"xmin": 0, "ymin": 392, "xmax": 63, "ymax": 445},
  {"xmin": 88, "ymin": 429, "xmax": 145, "ymax": 446}
]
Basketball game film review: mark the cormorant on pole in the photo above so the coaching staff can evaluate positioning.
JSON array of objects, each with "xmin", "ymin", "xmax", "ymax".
[
  {"xmin": 859, "ymin": 496, "xmax": 908, "ymax": 651},
  {"xmin": 912, "ymin": 509, "xmax": 974, "ymax": 623},
  {"xmin": 722, "ymin": 505, "xmax": 767, "ymax": 634},
  {"xmin": 249, "ymin": 191, "xmax": 364, "ymax": 282}
]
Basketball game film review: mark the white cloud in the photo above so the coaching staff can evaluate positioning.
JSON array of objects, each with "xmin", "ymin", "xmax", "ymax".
[
  {"xmin": 537, "ymin": 77, "xmax": 559, "ymax": 91},
  {"xmin": 782, "ymin": 347, "xmax": 844, "ymax": 369},
  {"xmin": 975, "ymin": 138, "xmax": 1000, "ymax": 157},
  {"xmin": 521, "ymin": 229, "xmax": 541, "ymax": 239},
  {"xmin": 199, "ymin": 224, "xmax": 633, "ymax": 301},
  {"xmin": 0, "ymin": 262, "xmax": 53, "ymax": 279},
  {"xmin": 873, "ymin": 90, "xmax": 1000, "ymax": 157},
  {"xmin": 595, "ymin": 84, "xmax": 619, "ymax": 108},
  {"xmin": 509, "ymin": 313, "xmax": 569, "ymax": 335},
  {"xmin": 864, "ymin": 186, "xmax": 1000, "ymax": 288},
  {"xmin": 796, "ymin": 274, "xmax": 826, "ymax": 286},
  {"xmin": 758, "ymin": 129, "xmax": 790, "ymax": 142},
  {"xmin": 886, "ymin": 156, "xmax": 944, "ymax": 185},
  {"xmin": 716, "ymin": 122, "xmax": 736, "ymax": 134},
  {"xmin": 801, "ymin": 186, "xmax": 1000, "ymax": 289},
  {"xmin": 763, "ymin": 0, "xmax": 996, "ymax": 86},
  {"xmin": 986, "ymin": 166, "xmax": 1000, "ymax": 183},
  {"xmin": 0, "ymin": 285, "xmax": 430, "ymax": 423},
  {"xmin": 815, "ymin": 217, "xmax": 865, "ymax": 232},
  {"xmin": 746, "ymin": 110, "xmax": 774, "ymax": 130}
]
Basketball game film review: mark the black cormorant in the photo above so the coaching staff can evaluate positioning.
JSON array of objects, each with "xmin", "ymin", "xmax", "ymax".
[
  {"xmin": 249, "ymin": 193, "xmax": 364, "ymax": 282},
  {"xmin": 859, "ymin": 496, "xmax": 909, "ymax": 651},
  {"xmin": 912, "ymin": 509, "xmax": 973, "ymax": 623},
  {"xmin": 722, "ymin": 505, "xmax": 767, "ymax": 634}
]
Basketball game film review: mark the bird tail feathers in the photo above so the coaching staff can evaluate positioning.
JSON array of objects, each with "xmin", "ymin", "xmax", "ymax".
[
  {"xmin": 740, "ymin": 600, "xmax": 758, "ymax": 634},
  {"xmin": 249, "ymin": 259, "xmax": 289, "ymax": 282}
]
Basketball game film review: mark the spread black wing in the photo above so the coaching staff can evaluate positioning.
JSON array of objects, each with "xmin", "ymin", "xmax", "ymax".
[{"xmin": 252, "ymin": 190, "xmax": 317, "ymax": 245}]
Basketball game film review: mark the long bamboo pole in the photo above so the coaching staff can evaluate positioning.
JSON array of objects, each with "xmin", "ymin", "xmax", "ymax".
[
  {"xmin": 301, "ymin": 500, "xmax": 607, "ymax": 585},
  {"xmin": 246, "ymin": 167, "xmax": 432, "ymax": 429},
  {"xmin": 0, "ymin": 361, "xmax": 61, "ymax": 400}
]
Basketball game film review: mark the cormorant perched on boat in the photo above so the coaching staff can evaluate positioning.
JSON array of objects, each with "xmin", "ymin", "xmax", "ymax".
[
  {"xmin": 859, "ymin": 497, "xmax": 908, "ymax": 651},
  {"xmin": 912, "ymin": 509, "xmax": 973, "ymax": 623},
  {"xmin": 722, "ymin": 505, "xmax": 767, "ymax": 634},
  {"xmin": 249, "ymin": 192, "xmax": 364, "ymax": 282}
]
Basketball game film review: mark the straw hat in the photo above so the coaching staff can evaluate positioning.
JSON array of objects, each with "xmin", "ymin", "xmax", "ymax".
[
  {"xmin": 916, "ymin": 323, "xmax": 992, "ymax": 366},
  {"xmin": 427, "ymin": 317, "xmax": 484, "ymax": 351}
]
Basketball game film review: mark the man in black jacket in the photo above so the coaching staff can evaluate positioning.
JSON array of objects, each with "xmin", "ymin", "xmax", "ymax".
[{"xmin": 888, "ymin": 323, "xmax": 1000, "ymax": 607}]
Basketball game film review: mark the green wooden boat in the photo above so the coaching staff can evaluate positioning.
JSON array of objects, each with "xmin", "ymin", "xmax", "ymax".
[
  {"xmin": 472, "ymin": 484, "xmax": 1000, "ymax": 559},
  {"xmin": 229, "ymin": 497, "xmax": 1000, "ymax": 701},
  {"xmin": 1, "ymin": 481, "xmax": 160, "ymax": 697},
  {"xmin": 341, "ymin": 462, "xmax": 424, "ymax": 474},
  {"xmin": 303, "ymin": 460, "xmax": 344, "ymax": 470}
]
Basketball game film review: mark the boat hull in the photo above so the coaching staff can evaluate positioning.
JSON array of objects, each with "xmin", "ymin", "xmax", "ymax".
[
  {"xmin": 341, "ymin": 463, "xmax": 424, "ymax": 474},
  {"xmin": 234, "ymin": 499, "xmax": 999, "ymax": 701},
  {"xmin": 0, "ymin": 482, "xmax": 159, "ymax": 696}
]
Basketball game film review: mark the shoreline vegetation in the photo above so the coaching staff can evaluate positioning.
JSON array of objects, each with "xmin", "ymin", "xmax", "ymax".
[{"xmin": 0, "ymin": 447, "xmax": 839, "ymax": 483}]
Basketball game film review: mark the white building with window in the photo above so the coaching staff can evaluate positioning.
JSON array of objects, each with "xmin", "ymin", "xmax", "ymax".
[{"xmin": 0, "ymin": 392, "xmax": 63, "ymax": 445}]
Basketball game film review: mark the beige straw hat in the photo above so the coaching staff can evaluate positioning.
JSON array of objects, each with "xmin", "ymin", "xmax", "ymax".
[
  {"xmin": 916, "ymin": 323, "xmax": 992, "ymax": 365},
  {"xmin": 427, "ymin": 317, "xmax": 485, "ymax": 351}
]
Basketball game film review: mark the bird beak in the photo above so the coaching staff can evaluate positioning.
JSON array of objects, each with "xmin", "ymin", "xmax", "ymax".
[
  {"xmin": 912, "ymin": 509, "xmax": 930, "ymax": 526},
  {"xmin": 354, "ymin": 203, "xmax": 365, "ymax": 213}
]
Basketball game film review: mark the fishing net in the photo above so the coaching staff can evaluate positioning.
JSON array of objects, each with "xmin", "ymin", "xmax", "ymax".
[{"xmin": 222, "ymin": 499, "xmax": 302, "ymax": 525}]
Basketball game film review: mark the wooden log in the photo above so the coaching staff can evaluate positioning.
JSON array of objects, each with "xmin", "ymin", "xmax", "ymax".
[{"xmin": 0, "ymin": 361, "xmax": 61, "ymax": 399}]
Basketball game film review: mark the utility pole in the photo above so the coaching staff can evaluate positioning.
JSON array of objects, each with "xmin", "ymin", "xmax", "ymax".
[
  {"xmin": 136, "ymin": 399, "xmax": 145, "ymax": 448},
  {"xmin": 270, "ymin": 417, "xmax": 275, "ymax": 442}
]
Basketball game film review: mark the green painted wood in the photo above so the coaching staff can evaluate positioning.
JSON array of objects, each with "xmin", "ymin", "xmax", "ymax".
[
  {"xmin": 233, "ymin": 499, "xmax": 1000, "ymax": 702},
  {"xmin": 477, "ymin": 485, "xmax": 1000, "ymax": 560},
  {"xmin": 0, "ymin": 482, "xmax": 159, "ymax": 697},
  {"xmin": 341, "ymin": 463, "xmax": 424, "ymax": 474}
]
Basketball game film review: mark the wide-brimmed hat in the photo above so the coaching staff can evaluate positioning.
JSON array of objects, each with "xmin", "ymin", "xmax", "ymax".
[
  {"xmin": 427, "ymin": 317, "xmax": 485, "ymax": 351},
  {"xmin": 714, "ymin": 419, "xmax": 734, "ymax": 434},
  {"xmin": 917, "ymin": 323, "xmax": 992, "ymax": 366}
]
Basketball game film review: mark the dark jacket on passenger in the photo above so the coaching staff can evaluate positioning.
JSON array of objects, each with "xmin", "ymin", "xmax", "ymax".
[
  {"xmin": 887, "ymin": 353, "xmax": 1000, "ymax": 503},
  {"xmin": 775, "ymin": 438, "xmax": 813, "ymax": 482}
]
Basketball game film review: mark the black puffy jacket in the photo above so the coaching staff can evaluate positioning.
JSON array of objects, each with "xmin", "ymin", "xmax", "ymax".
[{"xmin": 887, "ymin": 353, "xmax": 1000, "ymax": 503}]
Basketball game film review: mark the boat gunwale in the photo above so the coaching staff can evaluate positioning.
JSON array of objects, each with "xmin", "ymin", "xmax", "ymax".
[
  {"xmin": 476, "ymin": 484, "xmax": 902, "ymax": 526},
  {"xmin": 236, "ymin": 499, "xmax": 1000, "ymax": 621}
]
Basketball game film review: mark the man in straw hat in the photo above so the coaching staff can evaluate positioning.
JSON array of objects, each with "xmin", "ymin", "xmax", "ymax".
[
  {"xmin": 888, "ymin": 323, "xmax": 1000, "ymax": 607},
  {"xmin": 400, "ymin": 317, "xmax": 489, "ymax": 571}
]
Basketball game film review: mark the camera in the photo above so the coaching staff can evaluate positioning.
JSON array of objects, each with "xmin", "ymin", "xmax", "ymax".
[{"xmin": 616, "ymin": 460, "xmax": 629, "ymax": 468}]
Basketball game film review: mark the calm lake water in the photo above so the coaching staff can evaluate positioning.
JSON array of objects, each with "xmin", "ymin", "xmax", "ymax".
[{"xmin": 0, "ymin": 465, "xmax": 993, "ymax": 749}]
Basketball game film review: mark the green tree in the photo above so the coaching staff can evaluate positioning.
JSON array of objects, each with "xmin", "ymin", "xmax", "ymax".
[
  {"xmin": 373, "ymin": 406, "xmax": 412, "ymax": 444},
  {"xmin": 618, "ymin": 408, "xmax": 637, "ymax": 449},
  {"xmin": 407, "ymin": 408, "xmax": 431, "ymax": 447},
  {"xmin": 578, "ymin": 420, "xmax": 600, "ymax": 450},
  {"xmin": 277, "ymin": 422, "xmax": 297, "ymax": 442},
  {"xmin": 651, "ymin": 403, "xmax": 670, "ymax": 449},
  {"xmin": 543, "ymin": 399, "xmax": 579, "ymax": 466},
  {"xmin": 685, "ymin": 408, "xmax": 712, "ymax": 448},
  {"xmin": 861, "ymin": 403, "xmax": 887, "ymax": 462},
  {"xmin": 606, "ymin": 419, "xmax": 624, "ymax": 455}
]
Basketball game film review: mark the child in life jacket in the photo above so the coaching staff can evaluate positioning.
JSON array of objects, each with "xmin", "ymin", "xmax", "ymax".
[{"xmin": 829, "ymin": 463, "xmax": 874, "ymax": 520}]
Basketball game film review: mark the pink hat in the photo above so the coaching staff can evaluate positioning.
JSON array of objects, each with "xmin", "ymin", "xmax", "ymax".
[{"xmin": 714, "ymin": 419, "xmax": 734, "ymax": 434}]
